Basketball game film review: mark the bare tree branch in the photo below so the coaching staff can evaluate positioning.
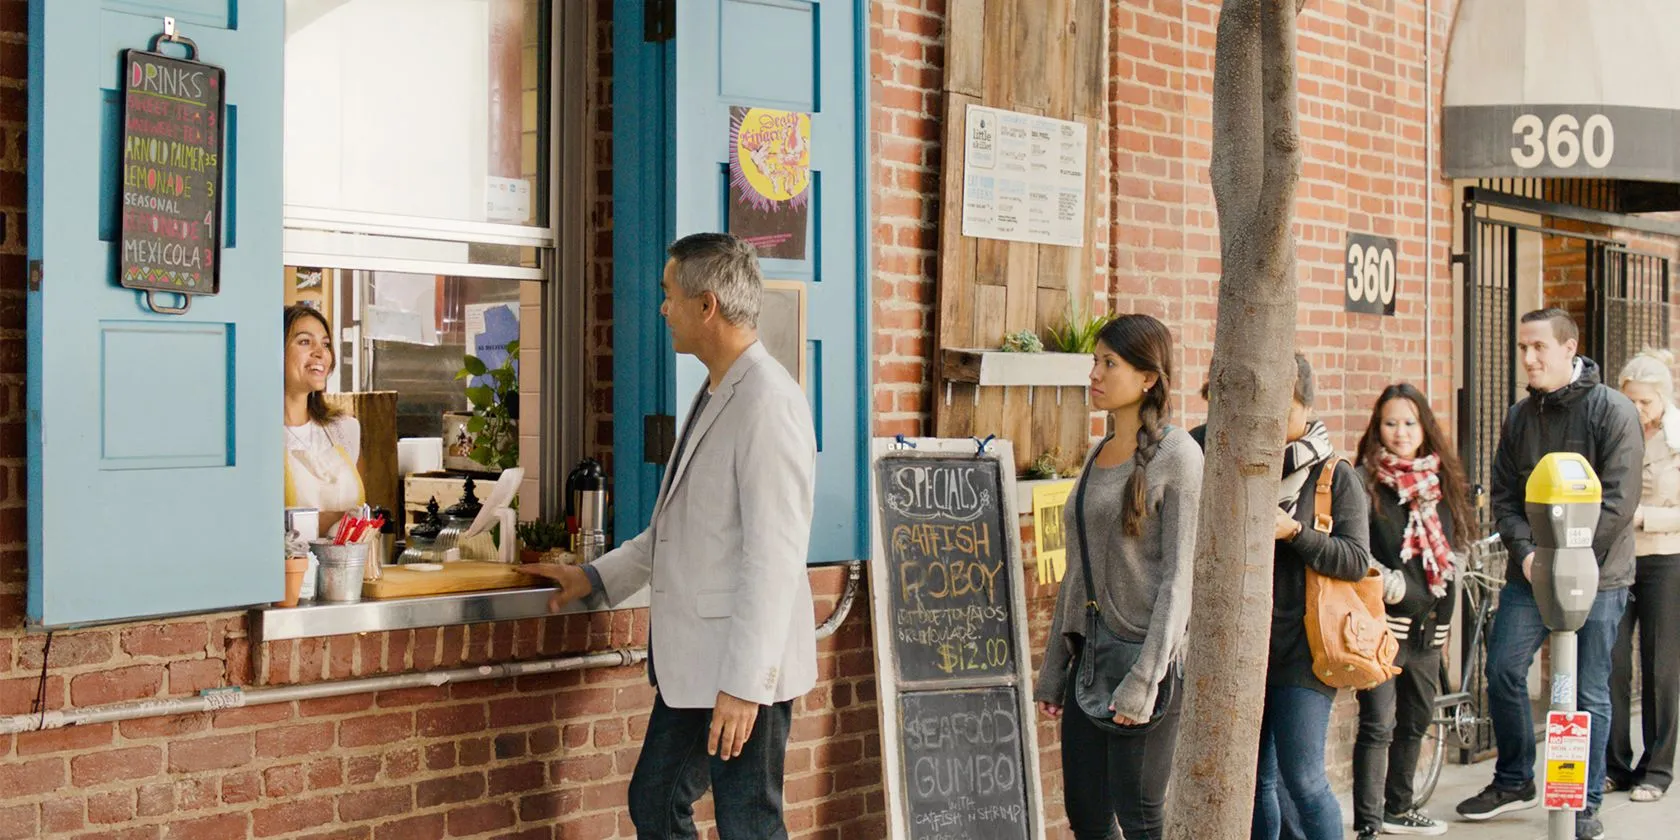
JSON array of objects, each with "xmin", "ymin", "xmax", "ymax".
[{"xmin": 1209, "ymin": 0, "xmax": 1263, "ymax": 238}]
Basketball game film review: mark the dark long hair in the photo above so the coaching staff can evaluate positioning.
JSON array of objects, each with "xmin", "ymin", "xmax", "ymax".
[
  {"xmin": 1095, "ymin": 314, "xmax": 1174, "ymax": 537},
  {"xmin": 284, "ymin": 304, "xmax": 342, "ymax": 426},
  {"xmin": 1356, "ymin": 383, "xmax": 1474, "ymax": 546}
]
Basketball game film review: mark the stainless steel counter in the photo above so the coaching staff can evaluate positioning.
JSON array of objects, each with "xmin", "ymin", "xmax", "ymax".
[{"xmin": 250, "ymin": 586, "xmax": 651, "ymax": 643}]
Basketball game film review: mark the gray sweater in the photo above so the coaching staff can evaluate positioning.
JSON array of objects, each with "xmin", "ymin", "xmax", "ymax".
[{"xmin": 1033, "ymin": 426, "xmax": 1203, "ymax": 722}]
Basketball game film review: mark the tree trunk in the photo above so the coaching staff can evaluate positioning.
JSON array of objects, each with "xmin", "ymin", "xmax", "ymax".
[{"xmin": 1165, "ymin": 1, "xmax": 1305, "ymax": 838}]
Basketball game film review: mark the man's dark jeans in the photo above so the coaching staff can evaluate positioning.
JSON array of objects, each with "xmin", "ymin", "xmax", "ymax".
[
  {"xmin": 1485, "ymin": 580, "xmax": 1628, "ymax": 808},
  {"xmin": 627, "ymin": 693, "xmax": 795, "ymax": 840}
]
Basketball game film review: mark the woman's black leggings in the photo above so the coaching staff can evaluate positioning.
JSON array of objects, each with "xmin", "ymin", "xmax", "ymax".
[{"xmin": 1060, "ymin": 656, "xmax": 1185, "ymax": 840}]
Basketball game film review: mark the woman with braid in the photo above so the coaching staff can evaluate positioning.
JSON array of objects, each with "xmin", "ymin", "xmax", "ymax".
[
  {"xmin": 1034, "ymin": 314, "xmax": 1202, "ymax": 840},
  {"xmin": 1351, "ymin": 384, "xmax": 1473, "ymax": 839},
  {"xmin": 1250, "ymin": 353, "xmax": 1373, "ymax": 840}
]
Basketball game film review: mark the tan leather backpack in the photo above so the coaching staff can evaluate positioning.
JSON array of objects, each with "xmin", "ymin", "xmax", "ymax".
[{"xmin": 1303, "ymin": 457, "xmax": 1402, "ymax": 690}]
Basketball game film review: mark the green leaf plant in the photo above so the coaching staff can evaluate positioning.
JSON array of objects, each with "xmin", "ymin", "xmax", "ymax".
[
  {"xmin": 1047, "ymin": 304, "xmax": 1114, "ymax": 354},
  {"xmin": 454, "ymin": 339, "xmax": 521, "ymax": 471}
]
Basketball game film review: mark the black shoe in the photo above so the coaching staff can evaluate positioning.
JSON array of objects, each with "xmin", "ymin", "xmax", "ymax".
[
  {"xmin": 1604, "ymin": 775, "xmax": 1634, "ymax": 793},
  {"xmin": 1457, "ymin": 782, "xmax": 1539, "ymax": 821},
  {"xmin": 1575, "ymin": 806, "xmax": 1604, "ymax": 840},
  {"xmin": 1382, "ymin": 809, "xmax": 1447, "ymax": 836},
  {"xmin": 1356, "ymin": 828, "xmax": 1380, "ymax": 840}
]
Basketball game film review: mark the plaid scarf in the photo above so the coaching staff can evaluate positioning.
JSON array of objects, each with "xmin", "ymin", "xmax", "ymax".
[{"xmin": 1375, "ymin": 451, "xmax": 1456, "ymax": 597}]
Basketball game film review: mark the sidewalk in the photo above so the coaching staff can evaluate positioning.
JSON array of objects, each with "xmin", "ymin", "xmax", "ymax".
[{"xmin": 1340, "ymin": 715, "xmax": 1674, "ymax": 840}]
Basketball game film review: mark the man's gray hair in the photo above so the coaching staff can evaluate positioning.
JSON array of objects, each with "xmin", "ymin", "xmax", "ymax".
[{"xmin": 667, "ymin": 233, "xmax": 763, "ymax": 328}]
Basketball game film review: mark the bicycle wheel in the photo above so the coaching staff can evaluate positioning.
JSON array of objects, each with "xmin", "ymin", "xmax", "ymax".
[{"xmin": 1412, "ymin": 719, "xmax": 1449, "ymax": 809}]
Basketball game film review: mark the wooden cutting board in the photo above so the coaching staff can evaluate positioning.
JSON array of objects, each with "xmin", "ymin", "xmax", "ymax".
[{"xmin": 362, "ymin": 562, "xmax": 542, "ymax": 600}]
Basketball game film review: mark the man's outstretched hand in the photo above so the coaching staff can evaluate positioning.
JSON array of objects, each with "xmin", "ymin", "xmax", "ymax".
[{"xmin": 517, "ymin": 563, "xmax": 593, "ymax": 613}]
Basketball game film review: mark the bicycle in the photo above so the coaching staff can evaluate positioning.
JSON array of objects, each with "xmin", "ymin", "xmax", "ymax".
[{"xmin": 1411, "ymin": 529, "xmax": 1507, "ymax": 809}]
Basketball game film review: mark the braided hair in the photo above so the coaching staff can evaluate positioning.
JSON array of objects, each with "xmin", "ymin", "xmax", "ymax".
[{"xmin": 1095, "ymin": 314, "xmax": 1175, "ymax": 537}]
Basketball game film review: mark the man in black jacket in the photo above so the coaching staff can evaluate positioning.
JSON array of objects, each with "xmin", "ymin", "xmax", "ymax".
[{"xmin": 1456, "ymin": 309, "xmax": 1642, "ymax": 840}]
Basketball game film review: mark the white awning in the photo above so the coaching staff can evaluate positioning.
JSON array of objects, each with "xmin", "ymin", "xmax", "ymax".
[{"xmin": 1443, "ymin": 0, "xmax": 1680, "ymax": 183}]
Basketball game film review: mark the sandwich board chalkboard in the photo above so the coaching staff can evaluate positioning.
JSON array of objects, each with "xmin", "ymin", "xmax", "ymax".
[{"xmin": 868, "ymin": 437, "xmax": 1044, "ymax": 840}]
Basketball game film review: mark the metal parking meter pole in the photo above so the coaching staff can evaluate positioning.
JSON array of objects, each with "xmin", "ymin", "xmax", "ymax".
[{"xmin": 1525, "ymin": 453, "xmax": 1602, "ymax": 840}]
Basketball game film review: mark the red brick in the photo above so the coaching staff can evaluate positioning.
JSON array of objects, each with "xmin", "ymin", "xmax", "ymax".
[
  {"xmin": 446, "ymin": 802, "xmax": 516, "ymax": 836},
  {"xmin": 373, "ymin": 814, "xmax": 445, "ymax": 840},
  {"xmin": 0, "ymin": 674, "xmax": 63, "ymax": 716},
  {"xmin": 489, "ymin": 760, "xmax": 546, "ymax": 796},
  {"xmin": 88, "ymin": 790, "xmax": 136, "ymax": 825},
  {"xmin": 458, "ymin": 736, "xmax": 492, "ymax": 767},
  {"xmin": 40, "ymin": 797, "xmax": 84, "ymax": 833},
  {"xmin": 252, "ymin": 797, "xmax": 335, "ymax": 837},
  {"xmin": 374, "ymin": 685, "xmax": 448, "ymax": 707},
  {"xmin": 555, "ymin": 812, "xmax": 618, "ymax": 840},
  {"xmin": 297, "ymin": 693, "xmax": 375, "ymax": 717},
  {"xmin": 222, "ymin": 770, "xmax": 260, "ymax": 805},
  {"xmin": 338, "ymin": 712, "xmax": 412, "ymax": 747},
  {"xmin": 212, "ymin": 703, "xmax": 292, "ymax": 729},
  {"xmin": 336, "ymin": 786, "xmax": 412, "ymax": 822},
  {"xmin": 256, "ymin": 721, "xmax": 334, "ymax": 757},
  {"xmin": 69, "ymin": 664, "xmax": 164, "ymax": 706},
  {"xmin": 137, "ymin": 782, "xmax": 174, "ymax": 817},
  {"xmin": 119, "ymin": 711, "xmax": 209, "ymax": 740},
  {"xmin": 308, "ymin": 757, "xmax": 343, "ymax": 790},
  {"xmin": 121, "ymin": 623, "xmax": 210, "ymax": 658},
  {"xmin": 263, "ymin": 764, "xmax": 307, "ymax": 799},
  {"xmin": 167, "ymin": 658, "xmax": 226, "ymax": 695},
  {"xmin": 347, "ymin": 754, "xmax": 380, "ymax": 785},
  {"xmin": 0, "ymin": 805, "xmax": 36, "ymax": 840},
  {"xmin": 384, "ymin": 748, "xmax": 420, "ymax": 779},
  {"xmin": 16, "ymin": 630, "xmax": 113, "ymax": 668},
  {"xmin": 416, "ymin": 772, "xmax": 486, "ymax": 807},
  {"xmin": 70, "ymin": 745, "xmax": 162, "ymax": 786},
  {"xmin": 0, "ymin": 756, "xmax": 64, "ymax": 796},
  {"xmin": 168, "ymin": 733, "xmax": 252, "ymax": 773},
  {"xmin": 164, "ymin": 813, "xmax": 249, "ymax": 840},
  {"xmin": 66, "ymin": 829, "xmax": 159, "ymax": 840},
  {"xmin": 417, "ymin": 703, "xmax": 487, "ymax": 737},
  {"xmin": 487, "ymin": 694, "xmax": 552, "ymax": 727}
]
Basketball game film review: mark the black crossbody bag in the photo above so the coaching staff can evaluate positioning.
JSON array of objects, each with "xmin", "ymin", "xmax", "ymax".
[{"xmin": 1072, "ymin": 467, "xmax": 1176, "ymax": 734}]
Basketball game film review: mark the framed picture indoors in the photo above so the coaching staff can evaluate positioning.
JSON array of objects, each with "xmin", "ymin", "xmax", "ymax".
[{"xmin": 760, "ymin": 279, "xmax": 808, "ymax": 390}]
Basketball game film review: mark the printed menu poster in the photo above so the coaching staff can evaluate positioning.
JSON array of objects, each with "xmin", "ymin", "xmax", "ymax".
[
  {"xmin": 961, "ymin": 104, "xmax": 1088, "ymax": 247},
  {"xmin": 729, "ymin": 106, "xmax": 812, "ymax": 260}
]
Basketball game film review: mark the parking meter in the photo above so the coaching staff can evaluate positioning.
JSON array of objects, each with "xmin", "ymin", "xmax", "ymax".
[
  {"xmin": 1524, "ymin": 452, "xmax": 1601, "ymax": 834},
  {"xmin": 1524, "ymin": 452, "xmax": 1601, "ymax": 632}
]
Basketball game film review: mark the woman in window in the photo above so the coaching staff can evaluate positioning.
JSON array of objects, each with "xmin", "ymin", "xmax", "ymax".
[
  {"xmin": 283, "ymin": 304, "xmax": 364, "ymax": 534},
  {"xmin": 1609, "ymin": 349, "xmax": 1680, "ymax": 803},
  {"xmin": 1351, "ymin": 383, "xmax": 1474, "ymax": 839},
  {"xmin": 1033, "ymin": 314, "xmax": 1202, "ymax": 840},
  {"xmin": 1251, "ymin": 353, "xmax": 1372, "ymax": 840}
]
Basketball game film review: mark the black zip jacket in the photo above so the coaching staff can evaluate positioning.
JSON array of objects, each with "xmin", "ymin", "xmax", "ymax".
[
  {"xmin": 1490, "ymin": 356, "xmax": 1644, "ymax": 591},
  {"xmin": 1362, "ymin": 468, "xmax": 1456, "ymax": 652}
]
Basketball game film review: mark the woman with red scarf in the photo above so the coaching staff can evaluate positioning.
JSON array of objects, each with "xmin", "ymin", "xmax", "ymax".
[{"xmin": 1351, "ymin": 383, "xmax": 1476, "ymax": 839}]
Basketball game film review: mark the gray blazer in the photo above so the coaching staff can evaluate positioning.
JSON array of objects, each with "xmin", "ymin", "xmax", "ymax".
[{"xmin": 592, "ymin": 341, "xmax": 818, "ymax": 708}]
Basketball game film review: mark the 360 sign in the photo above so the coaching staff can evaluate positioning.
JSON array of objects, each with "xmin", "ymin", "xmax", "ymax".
[
  {"xmin": 1511, "ymin": 113, "xmax": 1614, "ymax": 171},
  {"xmin": 1344, "ymin": 233, "xmax": 1398, "ymax": 316}
]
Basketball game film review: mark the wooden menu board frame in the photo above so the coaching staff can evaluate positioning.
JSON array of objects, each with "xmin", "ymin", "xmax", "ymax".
[{"xmin": 868, "ymin": 437, "xmax": 1045, "ymax": 840}]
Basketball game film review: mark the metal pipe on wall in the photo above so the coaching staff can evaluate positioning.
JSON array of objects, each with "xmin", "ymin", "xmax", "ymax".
[{"xmin": 0, "ymin": 563, "xmax": 865, "ymax": 736}]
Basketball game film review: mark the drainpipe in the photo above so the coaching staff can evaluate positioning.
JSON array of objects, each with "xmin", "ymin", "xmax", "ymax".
[
  {"xmin": 1425, "ymin": 0, "xmax": 1436, "ymax": 399},
  {"xmin": 0, "ymin": 563, "xmax": 865, "ymax": 736}
]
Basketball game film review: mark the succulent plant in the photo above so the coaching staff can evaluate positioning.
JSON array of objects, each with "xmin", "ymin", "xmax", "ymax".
[{"xmin": 1000, "ymin": 329, "xmax": 1045, "ymax": 353}]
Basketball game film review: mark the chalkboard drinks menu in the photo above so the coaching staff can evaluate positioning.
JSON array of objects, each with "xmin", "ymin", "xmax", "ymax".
[
  {"xmin": 869, "ymin": 439, "xmax": 1043, "ymax": 840},
  {"xmin": 119, "ymin": 47, "xmax": 225, "ymax": 313}
]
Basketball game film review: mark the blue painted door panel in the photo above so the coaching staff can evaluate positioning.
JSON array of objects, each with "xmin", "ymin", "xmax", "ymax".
[
  {"xmin": 28, "ymin": 1, "xmax": 283, "ymax": 626},
  {"xmin": 614, "ymin": 0, "xmax": 868, "ymax": 564}
]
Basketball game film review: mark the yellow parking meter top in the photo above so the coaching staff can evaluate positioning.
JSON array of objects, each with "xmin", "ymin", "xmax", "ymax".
[{"xmin": 1526, "ymin": 452, "xmax": 1602, "ymax": 505}]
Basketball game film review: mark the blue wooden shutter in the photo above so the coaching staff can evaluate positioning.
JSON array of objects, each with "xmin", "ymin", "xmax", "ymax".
[
  {"xmin": 28, "ymin": 1, "xmax": 283, "ymax": 626},
  {"xmin": 614, "ymin": 0, "xmax": 868, "ymax": 564}
]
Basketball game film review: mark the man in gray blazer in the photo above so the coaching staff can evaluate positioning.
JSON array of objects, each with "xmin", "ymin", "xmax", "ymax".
[{"xmin": 532, "ymin": 232, "xmax": 818, "ymax": 839}]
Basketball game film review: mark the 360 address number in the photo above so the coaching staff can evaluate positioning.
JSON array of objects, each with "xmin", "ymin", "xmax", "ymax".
[{"xmin": 1511, "ymin": 113, "xmax": 1614, "ymax": 170}]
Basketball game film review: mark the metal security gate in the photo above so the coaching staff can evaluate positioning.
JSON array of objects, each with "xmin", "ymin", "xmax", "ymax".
[{"xmin": 1454, "ymin": 186, "xmax": 1676, "ymax": 763}]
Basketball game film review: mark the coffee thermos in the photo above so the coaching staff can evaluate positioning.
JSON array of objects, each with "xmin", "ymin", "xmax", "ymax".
[{"xmin": 565, "ymin": 458, "xmax": 608, "ymax": 563}]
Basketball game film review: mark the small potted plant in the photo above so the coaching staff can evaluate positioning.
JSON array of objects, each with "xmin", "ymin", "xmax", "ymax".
[
  {"xmin": 516, "ymin": 519, "xmax": 569, "ymax": 565},
  {"xmin": 445, "ymin": 340, "xmax": 520, "ymax": 473}
]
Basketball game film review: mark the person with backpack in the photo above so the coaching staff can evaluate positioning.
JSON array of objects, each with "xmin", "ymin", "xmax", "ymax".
[
  {"xmin": 1250, "ymin": 353, "xmax": 1374, "ymax": 840},
  {"xmin": 1033, "ymin": 314, "xmax": 1203, "ymax": 840},
  {"xmin": 1351, "ymin": 384, "xmax": 1476, "ymax": 838},
  {"xmin": 1455, "ymin": 309, "xmax": 1642, "ymax": 840}
]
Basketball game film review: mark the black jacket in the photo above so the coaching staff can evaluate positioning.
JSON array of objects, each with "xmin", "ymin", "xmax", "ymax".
[
  {"xmin": 1269, "ymin": 459, "xmax": 1372, "ymax": 696},
  {"xmin": 1362, "ymin": 469, "xmax": 1456, "ymax": 653},
  {"xmin": 1491, "ymin": 357, "xmax": 1644, "ymax": 591}
]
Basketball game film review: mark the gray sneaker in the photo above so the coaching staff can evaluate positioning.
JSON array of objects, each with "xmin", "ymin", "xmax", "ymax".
[
  {"xmin": 1574, "ymin": 806, "xmax": 1604, "ymax": 840},
  {"xmin": 1382, "ymin": 809, "xmax": 1447, "ymax": 836}
]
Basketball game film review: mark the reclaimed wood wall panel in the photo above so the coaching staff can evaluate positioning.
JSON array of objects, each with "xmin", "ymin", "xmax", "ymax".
[{"xmin": 932, "ymin": 0, "xmax": 1106, "ymax": 475}]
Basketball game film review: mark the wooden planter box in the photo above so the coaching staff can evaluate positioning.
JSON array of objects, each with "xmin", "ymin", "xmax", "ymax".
[{"xmin": 940, "ymin": 348, "xmax": 1091, "ymax": 388}]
